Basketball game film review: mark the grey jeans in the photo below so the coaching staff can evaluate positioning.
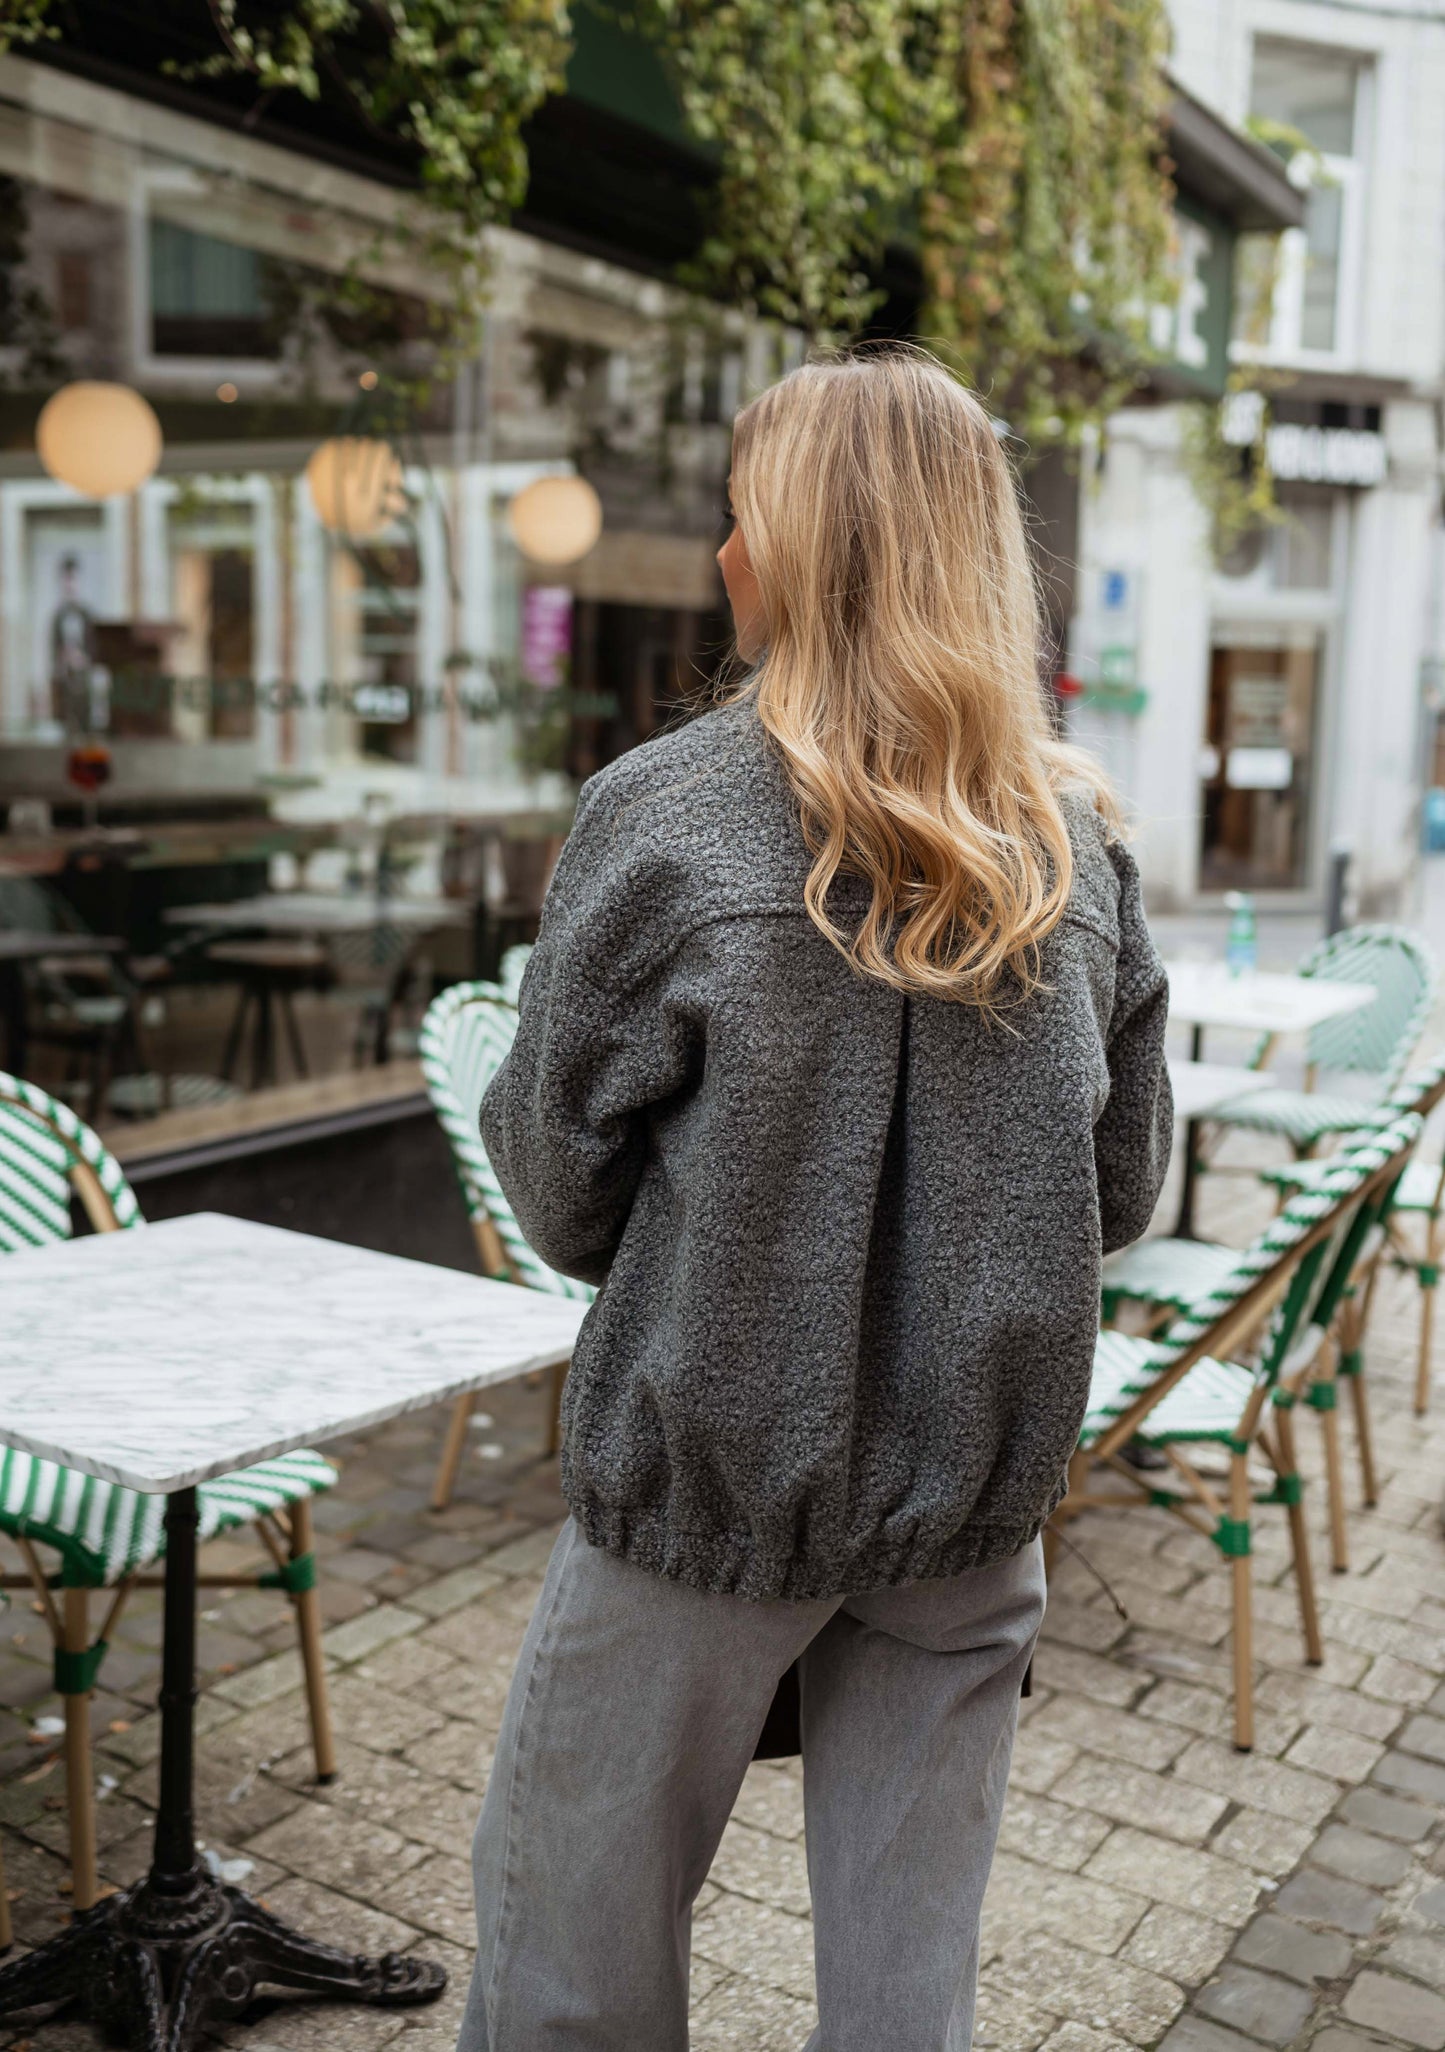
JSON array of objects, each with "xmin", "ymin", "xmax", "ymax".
[{"xmin": 457, "ymin": 1519, "xmax": 1044, "ymax": 2052}]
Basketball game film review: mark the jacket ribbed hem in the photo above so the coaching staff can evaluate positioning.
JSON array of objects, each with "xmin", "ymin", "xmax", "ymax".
[{"xmin": 569, "ymin": 1494, "xmax": 1055, "ymax": 1603}]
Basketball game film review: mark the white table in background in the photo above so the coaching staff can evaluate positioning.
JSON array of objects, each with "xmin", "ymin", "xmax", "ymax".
[
  {"xmin": 0, "ymin": 1212, "xmax": 586, "ymax": 2049},
  {"xmin": 1163, "ymin": 959, "xmax": 1376, "ymax": 1237},
  {"xmin": 164, "ymin": 891, "xmax": 468, "ymax": 937}
]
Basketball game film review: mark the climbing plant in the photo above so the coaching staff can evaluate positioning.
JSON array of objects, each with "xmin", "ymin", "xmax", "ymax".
[
  {"xmin": 628, "ymin": 0, "xmax": 1177, "ymax": 442},
  {"xmin": 1, "ymin": 0, "xmax": 1183, "ymax": 442}
]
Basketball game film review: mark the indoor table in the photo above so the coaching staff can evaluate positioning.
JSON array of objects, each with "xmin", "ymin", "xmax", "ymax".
[
  {"xmin": 1164, "ymin": 959, "xmax": 1376, "ymax": 1237},
  {"xmin": 163, "ymin": 891, "xmax": 468, "ymax": 936},
  {"xmin": 0, "ymin": 1212, "xmax": 587, "ymax": 2052}
]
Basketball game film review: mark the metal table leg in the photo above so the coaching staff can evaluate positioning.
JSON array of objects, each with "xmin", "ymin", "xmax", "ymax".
[
  {"xmin": 1172, "ymin": 1022, "xmax": 1206, "ymax": 1240},
  {"xmin": 0, "ymin": 1489, "xmax": 444, "ymax": 2052}
]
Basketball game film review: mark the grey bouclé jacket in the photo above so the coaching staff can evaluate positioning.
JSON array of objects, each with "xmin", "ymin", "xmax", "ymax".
[{"xmin": 481, "ymin": 700, "xmax": 1172, "ymax": 1601}]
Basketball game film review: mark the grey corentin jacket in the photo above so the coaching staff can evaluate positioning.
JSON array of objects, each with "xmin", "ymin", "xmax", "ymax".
[{"xmin": 482, "ymin": 700, "xmax": 1172, "ymax": 1602}]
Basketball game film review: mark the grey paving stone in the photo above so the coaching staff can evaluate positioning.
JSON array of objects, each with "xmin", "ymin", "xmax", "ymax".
[
  {"xmin": 1373, "ymin": 1751, "xmax": 1445, "ymax": 1805},
  {"xmin": 1339, "ymin": 1787, "xmax": 1437, "ymax": 1844},
  {"xmin": 1311, "ymin": 1824, "xmax": 1415, "ymax": 1889},
  {"xmin": 1272, "ymin": 1868, "xmax": 1386, "ymax": 1936},
  {"xmin": 1342, "ymin": 1973, "xmax": 1445, "ymax": 2050},
  {"xmin": 1398, "ymin": 1715, "xmax": 1445, "ymax": 1766},
  {"xmin": 1156, "ymin": 2016, "xmax": 1262, "ymax": 2052},
  {"xmin": 1194, "ymin": 1965, "xmax": 1314, "ymax": 2044},
  {"xmin": 1415, "ymin": 1882, "xmax": 1445, "ymax": 1925},
  {"xmin": 1310, "ymin": 2031, "xmax": 1404, "ymax": 2052},
  {"xmin": 1232, "ymin": 1913, "xmax": 1352, "ymax": 1986},
  {"xmin": 1381, "ymin": 1933, "xmax": 1445, "ymax": 1989}
]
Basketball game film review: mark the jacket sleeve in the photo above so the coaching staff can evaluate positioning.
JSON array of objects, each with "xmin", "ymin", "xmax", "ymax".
[
  {"xmin": 1094, "ymin": 839, "xmax": 1173, "ymax": 1253},
  {"xmin": 479, "ymin": 788, "xmax": 700, "ymax": 1287}
]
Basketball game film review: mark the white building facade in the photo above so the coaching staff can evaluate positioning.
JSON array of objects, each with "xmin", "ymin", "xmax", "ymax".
[{"xmin": 1071, "ymin": 0, "xmax": 1445, "ymax": 915}]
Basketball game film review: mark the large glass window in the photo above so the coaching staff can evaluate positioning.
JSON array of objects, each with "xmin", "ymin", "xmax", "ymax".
[{"xmin": 1240, "ymin": 41, "xmax": 1367, "ymax": 361}]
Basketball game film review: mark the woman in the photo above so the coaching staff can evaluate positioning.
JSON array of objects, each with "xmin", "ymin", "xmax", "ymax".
[{"xmin": 459, "ymin": 349, "xmax": 1171, "ymax": 2051}]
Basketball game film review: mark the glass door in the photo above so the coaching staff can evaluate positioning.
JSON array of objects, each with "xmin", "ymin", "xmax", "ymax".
[{"xmin": 1200, "ymin": 638, "xmax": 1321, "ymax": 891}]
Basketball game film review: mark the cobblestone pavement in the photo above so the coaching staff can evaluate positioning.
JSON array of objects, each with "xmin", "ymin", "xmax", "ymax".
[{"xmin": 1, "ymin": 1164, "xmax": 1443, "ymax": 2052}]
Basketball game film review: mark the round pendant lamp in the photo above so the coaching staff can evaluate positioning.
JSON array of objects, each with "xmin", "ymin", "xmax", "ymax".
[
  {"xmin": 37, "ymin": 381, "xmax": 163, "ymax": 499},
  {"xmin": 305, "ymin": 436, "xmax": 406, "ymax": 540},
  {"xmin": 508, "ymin": 474, "xmax": 602, "ymax": 566}
]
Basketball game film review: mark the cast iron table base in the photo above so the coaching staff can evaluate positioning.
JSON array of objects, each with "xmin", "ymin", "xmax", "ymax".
[
  {"xmin": 0, "ymin": 1870, "xmax": 442, "ymax": 2052},
  {"xmin": 0, "ymin": 1486, "xmax": 446, "ymax": 2052}
]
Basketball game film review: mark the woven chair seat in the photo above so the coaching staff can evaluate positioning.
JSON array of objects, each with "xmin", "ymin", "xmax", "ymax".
[
  {"xmin": 1102, "ymin": 1236, "xmax": 1240, "ymax": 1315},
  {"xmin": 1208, "ymin": 1086, "xmax": 1389, "ymax": 1146},
  {"xmin": 1081, "ymin": 1330, "xmax": 1256, "ymax": 1449},
  {"xmin": 0, "ymin": 1447, "xmax": 337, "ymax": 1587}
]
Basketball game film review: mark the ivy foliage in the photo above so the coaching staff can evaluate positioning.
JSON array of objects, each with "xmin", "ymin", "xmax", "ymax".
[
  {"xmin": 173, "ymin": 0, "xmax": 572, "ymax": 247},
  {"xmin": 627, "ymin": 0, "xmax": 1176, "ymax": 441},
  {"xmin": 0, "ymin": 0, "xmax": 1178, "ymax": 441}
]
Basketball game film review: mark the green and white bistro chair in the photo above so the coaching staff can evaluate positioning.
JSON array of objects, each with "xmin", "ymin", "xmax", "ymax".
[
  {"xmin": 1057, "ymin": 1114, "xmax": 1420, "ymax": 1753},
  {"xmin": 0, "ymin": 1071, "xmax": 339, "ymax": 1912},
  {"xmin": 1106, "ymin": 1084, "xmax": 1430, "ymax": 1573},
  {"xmin": 419, "ymin": 979, "xmax": 593, "ymax": 1509},
  {"xmin": 1200, "ymin": 924, "xmax": 1436, "ymax": 1167},
  {"xmin": 1253, "ymin": 1051, "xmax": 1445, "ymax": 1424}
]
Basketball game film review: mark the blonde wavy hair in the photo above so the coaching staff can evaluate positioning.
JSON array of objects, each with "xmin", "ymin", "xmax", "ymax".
[{"xmin": 727, "ymin": 348, "xmax": 1113, "ymax": 1005}]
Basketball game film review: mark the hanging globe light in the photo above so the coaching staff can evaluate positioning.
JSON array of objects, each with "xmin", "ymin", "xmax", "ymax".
[
  {"xmin": 508, "ymin": 474, "xmax": 603, "ymax": 566},
  {"xmin": 305, "ymin": 436, "xmax": 406, "ymax": 540},
  {"xmin": 36, "ymin": 381, "xmax": 163, "ymax": 499}
]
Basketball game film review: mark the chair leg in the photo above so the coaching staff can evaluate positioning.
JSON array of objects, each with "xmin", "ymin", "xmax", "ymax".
[
  {"xmin": 431, "ymin": 1392, "xmax": 475, "ymax": 1512},
  {"xmin": 1317, "ymin": 1382, "xmax": 1350, "ymax": 1574},
  {"xmin": 1344, "ymin": 1363, "xmax": 1378, "ymax": 1509},
  {"xmin": 286, "ymin": 1500, "xmax": 336, "ymax": 1784},
  {"xmin": 220, "ymin": 981, "xmax": 250, "ymax": 1083},
  {"xmin": 1229, "ymin": 1453, "xmax": 1254, "ymax": 1753},
  {"xmin": 1275, "ymin": 1405, "xmax": 1324, "ymax": 1668},
  {"xmin": 61, "ymin": 1586, "xmax": 98, "ymax": 1911},
  {"xmin": 280, "ymin": 988, "xmax": 309, "ymax": 1079},
  {"xmin": 1416, "ymin": 1221, "xmax": 1440, "ymax": 1416}
]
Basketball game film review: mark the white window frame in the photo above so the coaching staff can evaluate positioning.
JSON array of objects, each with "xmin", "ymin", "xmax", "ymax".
[{"xmin": 1234, "ymin": 52, "xmax": 1372, "ymax": 372}]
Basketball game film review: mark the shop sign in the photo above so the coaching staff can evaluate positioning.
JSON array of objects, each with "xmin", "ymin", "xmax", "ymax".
[
  {"xmin": 1267, "ymin": 422, "xmax": 1386, "ymax": 487},
  {"xmin": 1220, "ymin": 395, "xmax": 1387, "ymax": 487}
]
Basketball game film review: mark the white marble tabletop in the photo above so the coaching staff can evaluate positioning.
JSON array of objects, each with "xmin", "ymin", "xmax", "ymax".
[
  {"xmin": 1166, "ymin": 1058, "xmax": 1273, "ymax": 1122},
  {"xmin": 1164, "ymin": 960, "xmax": 1375, "ymax": 1036},
  {"xmin": 164, "ymin": 893, "xmax": 467, "ymax": 935},
  {"xmin": 0, "ymin": 1213, "xmax": 586, "ymax": 1493}
]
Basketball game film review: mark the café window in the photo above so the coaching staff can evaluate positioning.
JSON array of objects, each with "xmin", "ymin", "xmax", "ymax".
[
  {"xmin": 167, "ymin": 497, "xmax": 258, "ymax": 741},
  {"xmin": 326, "ymin": 537, "xmax": 423, "ymax": 767},
  {"xmin": 1240, "ymin": 41, "xmax": 1368, "ymax": 362},
  {"xmin": 149, "ymin": 218, "xmax": 269, "ymax": 359},
  {"xmin": 1216, "ymin": 486, "xmax": 1338, "ymax": 594}
]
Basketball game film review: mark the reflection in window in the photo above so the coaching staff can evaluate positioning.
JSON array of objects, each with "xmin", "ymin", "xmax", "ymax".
[
  {"xmin": 328, "ymin": 540, "xmax": 421, "ymax": 766},
  {"xmin": 149, "ymin": 219, "xmax": 267, "ymax": 358},
  {"xmin": 168, "ymin": 499, "xmax": 257, "ymax": 740}
]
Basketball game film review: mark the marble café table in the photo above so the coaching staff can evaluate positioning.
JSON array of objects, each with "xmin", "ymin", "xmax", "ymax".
[
  {"xmin": 1165, "ymin": 1057, "xmax": 1272, "ymax": 1124},
  {"xmin": 0, "ymin": 1212, "xmax": 587, "ymax": 2052},
  {"xmin": 1163, "ymin": 961, "xmax": 1376, "ymax": 1239}
]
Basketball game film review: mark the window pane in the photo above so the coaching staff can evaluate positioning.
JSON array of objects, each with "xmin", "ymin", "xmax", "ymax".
[
  {"xmin": 149, "ymin": 218, "xmax": 267, "ymax": 357},
  {"xmin": 1299, "ymin": 182, "xmax": 1343, "ymax": 351},
  {"xmin": 1273, "ymin": 492, "xmax": 1333, "ymax": 590},
  {"xmin": 1251, "ymin": 42, "xmax": 1358, "ymax": 156}
]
